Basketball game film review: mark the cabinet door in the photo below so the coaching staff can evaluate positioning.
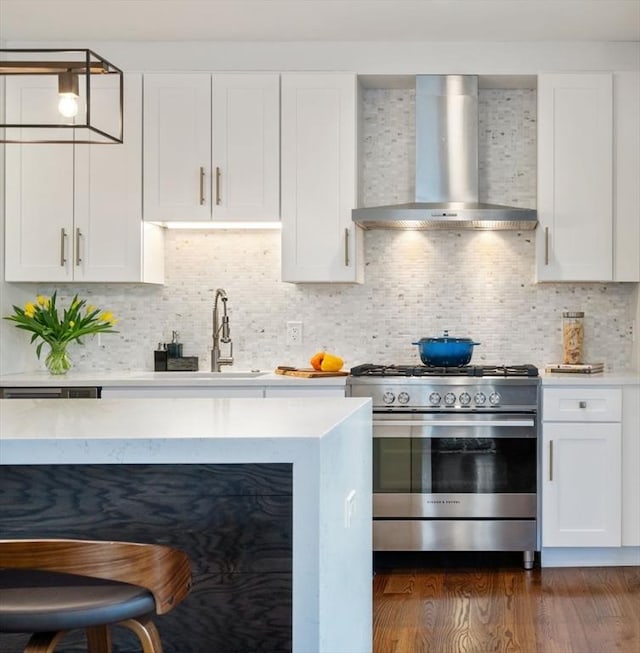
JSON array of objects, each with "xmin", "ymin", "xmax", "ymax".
[
  {"xmin": 143, "ymin": 74, "xmax": 211, "ymax": 222},
  {"xmin": 622, "ymin": 385, "xmax": 640, "ymax": 546},
  {"xmin": 264, "ymin": 385, "xmax": 346, "ymax": 398},
  {"xmin": 537, "ymin": 73, "xmax": 613, "ymax": 281},
  {"xmin": 101, "ymin": 386, "xmax": 265, "ymax": 398},
  {"xmin": 542, "ymin": 422, "xmax": 621, "ymax": 547},
  {"xmin": 212, "ymin": 74, "xmax": 279, "ymax": 221},
  {"xmin": 281, "ymin": 73, "xmax": 363, "ymax": 283},
  {"xmin": 613, "ymin": 71, "xmax": 640, "ymax": 282},
  {"xmin": 74, "ymin": 73, "xmax": 145, "ymax": 282},
  {"xmin": 4, "ymin": 77, "xmax": 74, "ymax": 282}
]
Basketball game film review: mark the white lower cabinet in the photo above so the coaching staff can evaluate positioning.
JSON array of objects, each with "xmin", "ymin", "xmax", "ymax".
[
  {"xmin": 101, "ymin": 383, "xmax": 346, "ymax": 399},
  {"xmin": 542, "ymin": 387, "xmax": 622, "ymax": 548},
  {"xmin": 264, "ymin": 385, "xmax": 345, "ymax": 398},
  {"xmin": 101, "ymin": 386, "xmax": 265, "ymax": 399}
]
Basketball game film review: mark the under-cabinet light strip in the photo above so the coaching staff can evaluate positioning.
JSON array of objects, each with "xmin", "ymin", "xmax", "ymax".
[{"xmin": 159, "ymin": 221, "xmax": 282, "ymax": 230}]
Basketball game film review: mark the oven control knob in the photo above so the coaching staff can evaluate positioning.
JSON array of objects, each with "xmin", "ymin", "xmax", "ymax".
[
  {"xmin": 459, "ymin": 392, "xmax": 471, "ymax": 406},
  {"xmin": 398, "ymin": 392, "xmax": 410, "ymax": 404},
  {"xmin": 428, "ymin": 392, "xmax": 441, "ymax": 405},
  {"xmin": 474, "ymin": 392, "xmax": 487, "ymax": 406},
  {"xmin": 382, "ymin": 391, "xmax": 395, "ymax": 404},
  {"xmin": 444, "ymin": 392, "xmax": 456, "ymax": 406},
  {"xmin": 489, "ymin": 392, "xmax": 501, "ymax": 406}
]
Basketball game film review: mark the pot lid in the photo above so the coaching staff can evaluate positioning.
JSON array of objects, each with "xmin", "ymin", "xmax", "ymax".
[{"xmin": 414, "ymin": 330, "xmax": 478, "ymax": 344}]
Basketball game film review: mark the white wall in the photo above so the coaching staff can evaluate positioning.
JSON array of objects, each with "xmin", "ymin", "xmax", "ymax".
[{"xmin": 10, "ymin": 40, "xmax": 639, "ymax": 74}]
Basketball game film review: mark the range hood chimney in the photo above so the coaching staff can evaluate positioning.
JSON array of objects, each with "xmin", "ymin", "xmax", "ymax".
[{"xmin": 352, "ymin": 75, "xmax": 537, "ymax": 230}]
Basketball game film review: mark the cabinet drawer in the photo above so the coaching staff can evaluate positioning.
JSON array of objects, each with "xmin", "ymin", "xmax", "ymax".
[{"xmin": 543, "ymin": 388, "xmax": 622, "ymax": 422}]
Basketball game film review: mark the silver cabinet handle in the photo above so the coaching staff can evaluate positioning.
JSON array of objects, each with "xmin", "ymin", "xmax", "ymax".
[
  {"xmin": 75, "ymin": 228, "xmax": 82, "ymax": 266},
  {"xmin": 344, "ymin": 228, "xmax": 350, "ymax": 266},
  {"xmin": 60, "ymin": 228, "xmax": 67, "ymax": 267},
  {"xmin": 549, "ymin": 440, "xmax": 554, "ymax": 481},
  {"xmin": 544, "ymin": 227, "xmax": 549, "ymax": 265},
  {"xmin": 215, "ymin": 166, "xmax": 221, "ymax": 205},
  {"xmin": 199, "ymin": 167, "xmax": 206, "ymax": 205},
  {"xmin": 579, "ymin": 400, "xmax": 587, "ymax": 409}
]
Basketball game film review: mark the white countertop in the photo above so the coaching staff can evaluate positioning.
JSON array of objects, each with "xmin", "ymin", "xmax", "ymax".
[
  {"xmin": 540, "ymin": 371, "xmax": 639, "ymax": 386},
  {"xmin": 2, "ymin": 368, "xmax": 638, "ymax": 389},
  {"xmin": 0, "ymin": 396, "xmax": 368, "ymax": 446},
  {"xmin": 0, "ymin": 370, "xmax": 348, "ymax": 388}
]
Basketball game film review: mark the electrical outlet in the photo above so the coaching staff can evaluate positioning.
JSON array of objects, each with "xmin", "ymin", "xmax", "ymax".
[
  {"xmin": 344, "ymin": 490, "xmax": 356, "ymax": 528},
  {"xmin": 286, "ymin": 321, "xmax": 303, "ymax": 345}
]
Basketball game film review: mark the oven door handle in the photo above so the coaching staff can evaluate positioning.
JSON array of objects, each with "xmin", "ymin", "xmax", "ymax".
[{"xmin": 372, "ymin": 419, "xmax": 535, "ymax": 428}]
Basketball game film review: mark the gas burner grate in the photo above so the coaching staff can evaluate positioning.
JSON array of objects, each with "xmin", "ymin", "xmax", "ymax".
[
  {"xmin": 349, "ymin": 364, "xmax": 415, "ymax": 377},
  {"xmin": 350, "ymin": 363, "xmax": 539, "ymax": 378},
  {"xmin": 479, "ymin": 365, "xmax": 539, "ymax": 377}
]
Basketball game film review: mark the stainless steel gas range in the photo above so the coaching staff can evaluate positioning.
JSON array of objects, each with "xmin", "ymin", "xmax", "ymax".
[{"xmin": 347, "ymin": 364, "xmax": 541, "ymax": 569}]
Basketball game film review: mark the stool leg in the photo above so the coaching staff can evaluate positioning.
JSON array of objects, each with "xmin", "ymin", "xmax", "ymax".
[
  {"xmin": 86, "ymin": 625, "xmax": 112, "ymax": 653},
  {"xmin": 120, "ymin": 617, "xmax": 163, "ymax": 653},
  {"xmin": 23, "ymin": 630, "xmax": 68, "ymax": 653}
]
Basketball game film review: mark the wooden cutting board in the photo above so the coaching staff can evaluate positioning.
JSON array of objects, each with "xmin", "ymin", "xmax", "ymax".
[{"xmin": 275, "ymin": 366, "xmax": 349, "ymax": 378}]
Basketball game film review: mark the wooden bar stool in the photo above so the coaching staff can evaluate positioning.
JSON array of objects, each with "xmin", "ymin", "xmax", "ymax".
[{"xmin": 0, "ymin": 538, "xmax": 192, "ymax": 653}]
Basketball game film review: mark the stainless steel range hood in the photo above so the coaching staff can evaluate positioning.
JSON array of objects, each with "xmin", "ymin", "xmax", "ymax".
[{"xmin": 352, "ymin": 75, "xmax": 537, "ymax": 230}]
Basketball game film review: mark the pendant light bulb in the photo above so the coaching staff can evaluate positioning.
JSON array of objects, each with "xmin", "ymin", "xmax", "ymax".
[
  {"xmin": 58, "ymin": 70, "xmax": 79, "ymax": 118},
  {"xmin": 58, "ymin": 95, "xmax": 79, "ymax": 118}
]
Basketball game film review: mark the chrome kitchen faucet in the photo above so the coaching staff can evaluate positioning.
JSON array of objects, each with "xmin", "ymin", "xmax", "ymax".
[{"xmin": 211, "ymin": 288, "xmax": 234, "ymax": 372}]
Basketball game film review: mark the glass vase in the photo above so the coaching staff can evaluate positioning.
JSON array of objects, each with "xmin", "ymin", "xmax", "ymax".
[{"xmin": 45, "ymin": 343, "xmax": 71, "ymax": 375}]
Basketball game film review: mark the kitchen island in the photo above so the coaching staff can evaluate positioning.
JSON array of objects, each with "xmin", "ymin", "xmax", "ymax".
[{"xmin": 0, "ymin": 396, "xmax": 372, "ymax": 653}]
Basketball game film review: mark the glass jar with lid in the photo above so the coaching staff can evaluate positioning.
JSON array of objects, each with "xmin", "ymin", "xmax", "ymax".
[{"xmin": 562, "ymin": 311, "xmax": 584, "ymax": 364}]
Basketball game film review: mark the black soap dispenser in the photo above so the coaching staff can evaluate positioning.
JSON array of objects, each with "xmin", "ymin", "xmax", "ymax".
[
  {"xmin": 154, "ymin": 342, "xmax": 168, "ymax": 371},
  {"xmin": 167, "ymin": 330, "xmax": 183, "ymax": 358}
]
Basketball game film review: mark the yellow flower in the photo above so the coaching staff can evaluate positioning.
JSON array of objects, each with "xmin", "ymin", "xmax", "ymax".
[
  {"xmin": 99, "ymin": 311, "xmax": 114, "ymax": 323},
  {"xmin": 69, "ymin": 320, "xmax": 75, "ymax": 328},
  {"xmin": 24, "ymin": 302, "xmax": 36, "ymax": 317},
  {"xmin": 36, "ymin": 295, "xmax": 49, "ymax": 307}
]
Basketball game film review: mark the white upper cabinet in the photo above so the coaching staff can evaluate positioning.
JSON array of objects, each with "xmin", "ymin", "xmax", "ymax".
[
  {"xmin": 536, "ymin": 72, "xmax": 639, "ymax": 282},
  {"xmin": 4, "ymin": 73, "xmax": 163, "ymax": 283},
  {"xmin": 280, "ymin": 73, "xmax": 363, "ymax": 283},
  {"xmin": 536, "ymin": 73, "xmax": 613, "ymax": 282},
  {"xmin": 143, "ymin": 73, "xmax": 280, "ymax": 223}
]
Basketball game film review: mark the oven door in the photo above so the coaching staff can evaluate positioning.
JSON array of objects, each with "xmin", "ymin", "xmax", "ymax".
[{"xmin": 373, "ymin": 412, "xmax": 537, "ymax": 519}]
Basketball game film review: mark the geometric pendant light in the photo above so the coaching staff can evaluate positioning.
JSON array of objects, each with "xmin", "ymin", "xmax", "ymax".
[{"xmin": 0, "ymin": 48, "xmax": 124, "ymax": 143}]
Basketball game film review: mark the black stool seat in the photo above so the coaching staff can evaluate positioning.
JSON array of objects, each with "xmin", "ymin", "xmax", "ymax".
[{"xmin": 0, "ymin": 569, "xmax": 156, "ymax": 633}]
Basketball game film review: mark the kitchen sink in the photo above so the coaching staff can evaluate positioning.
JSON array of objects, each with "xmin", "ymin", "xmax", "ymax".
[
  {"xmin": 133, "ymin": 370, "xmax": 269, "ymax": 381},
  {"xmin": 135, "ymin": 371, "xmax": 268, "ymax": 379}
]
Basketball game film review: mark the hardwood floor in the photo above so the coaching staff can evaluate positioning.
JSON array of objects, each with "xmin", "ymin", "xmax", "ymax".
[{"xmin": 373, "ymin": 556, "xmax": 640, "ymax": 653}]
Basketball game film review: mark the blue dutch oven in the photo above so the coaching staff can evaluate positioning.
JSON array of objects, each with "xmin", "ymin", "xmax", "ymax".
[{"xmin": 412, "ymin": 331, "xmax": 481, "ymax": 367}]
